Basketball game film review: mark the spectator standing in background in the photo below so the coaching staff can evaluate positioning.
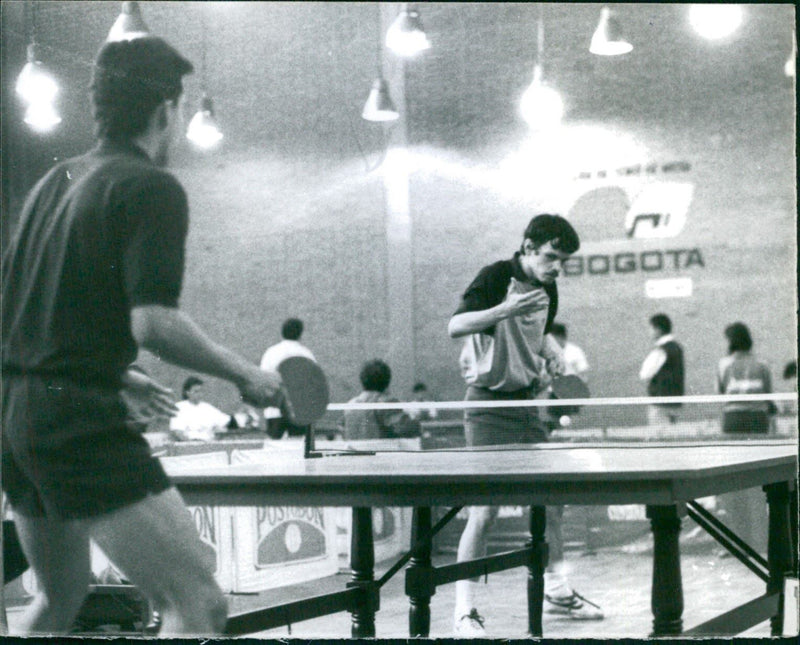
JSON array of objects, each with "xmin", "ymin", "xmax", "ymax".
[
  {"xmin": 639, "ymin": 313, "xmax": 684, "ymax": 425},
  {"xmin": 260, "ymin": 318, "xmax": 315, "ymax": 438},
  {"xmin": 717, "ymin": 322, "xmax": 773, "ymax": 434}
]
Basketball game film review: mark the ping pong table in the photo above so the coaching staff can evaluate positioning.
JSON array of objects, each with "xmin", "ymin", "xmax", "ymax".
[{"xmin": 166, "ymin": 440, "xmax": 798, "ymax": 638}]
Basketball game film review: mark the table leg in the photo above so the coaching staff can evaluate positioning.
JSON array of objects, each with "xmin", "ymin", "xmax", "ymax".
[
  {"xmin": 647, "ymin": 504, "xmax": 684, "ymax": 635},
  {"xmin": 527, "ymin": 505, "xmax": 548, "ymax": 637},
  {"xmin": 406, "ymin": 507, "xmax": 434, "ymax": 637},
  {"xmin": 764, "ymin": 481, "xmax": 794, "ymax": 636},
  {"xmin": 348, "ymin": 507, "xmax": 376, "ymax": 638}
]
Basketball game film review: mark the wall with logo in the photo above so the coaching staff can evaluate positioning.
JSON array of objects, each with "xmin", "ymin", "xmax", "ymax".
[{"xmin": 128, "ymin": 94, "xmax": 795, "ymax": 425}]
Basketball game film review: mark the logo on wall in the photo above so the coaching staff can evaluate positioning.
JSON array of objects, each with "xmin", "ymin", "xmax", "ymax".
[
  {"xmin": 565, "ymin": 160, "xmax": 704, "ymax": 282},
  {"xmin": 256, "ymin": 506, "xmax": 328, "ymax": 566},
  {"xmin": 625, "ymin": 183, "xmax": 694, "ymax": 239}
]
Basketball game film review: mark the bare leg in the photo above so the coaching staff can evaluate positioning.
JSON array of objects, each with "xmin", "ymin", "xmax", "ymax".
[
  {"xmin": 89, "ymin": 487, "xmax": 227, "ymax": 637},
  {"xmin": 454, "ymin": 506, "xmax": 498, "ymax": 617},
  {"xmin": 11, "ymin": 513, "xmax": 91, "ymax": 635},
  {"xmin": 545, "ymin": 506, "xmax": 565, "ymax": 574},
  {"xmin": 457, "ymin": 505, "xmax": 499, "ymax": 573}
]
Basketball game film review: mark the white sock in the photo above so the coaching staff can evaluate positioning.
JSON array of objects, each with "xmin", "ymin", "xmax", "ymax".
[
  {"xmin": 544, "ymin": 571, "xmax": 571, "ymax": 598},
  {"xmin": 454, "ymin": 580, "xmax": 480, "ymax": 619}
]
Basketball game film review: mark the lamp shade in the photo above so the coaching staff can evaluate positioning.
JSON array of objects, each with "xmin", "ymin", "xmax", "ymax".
[
  {"xmin": 186, "ymin": 96, "xmax": 223, "ymax": 149},
  {"xmin": 362, "ymin": 78, "xmax": 399, "ymax": 122},
  {"xmin": 386, "ymin": 9, "xmax": 431, "ymax": 57},
  {"xmin": 107, "ymin": 1, "xmax": 150, "ymax": 42},
  {"xmin": 590, "ymin": 6, "xmax": 633, "ymax": 56}
]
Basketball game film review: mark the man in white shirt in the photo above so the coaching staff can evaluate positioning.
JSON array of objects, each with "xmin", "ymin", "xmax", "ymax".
[
  {"xmin": 260, "ymin": 318, "xmax": 315, "ymax": 438},
  {"xmin": 169, "ymin": 376, "xmax": 232, "ymax": 442}
]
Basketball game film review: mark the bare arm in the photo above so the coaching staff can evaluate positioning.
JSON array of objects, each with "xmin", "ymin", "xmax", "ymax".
[
  {"xmin": 130, "ymin": 304, "xmax": 282, "ymax": 407},
  {"xmin": 448, "ymin": 288, "xmax": 550, "ymax": 338}
]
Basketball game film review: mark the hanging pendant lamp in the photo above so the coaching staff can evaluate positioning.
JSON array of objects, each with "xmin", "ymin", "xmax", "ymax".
[
  {"xmin": 362, "ymin": 78, "xmax": 399, "ymax": 122},
  {"xmin": 520, "ymin": 6, "xmax": 564, "ymax": 130},
  {"xmin": 590, "ymin": 6, "xmax": 633, "ymax": 56},
  {"xmin": 386, "ymin": 5, "xmax": 431, "ymax": 57},
  {"xmin": 107, "ymin": 1, "xmax": 150, "ymax": 42},
  {"xmin": 187, "ymin": 94, "xmax": 224, "ymax": 149}
]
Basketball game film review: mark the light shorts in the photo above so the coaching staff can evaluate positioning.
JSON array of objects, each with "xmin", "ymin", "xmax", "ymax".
[{"xmin": 2, "ymin": 375, "xmax": 171, "ymax": 519}]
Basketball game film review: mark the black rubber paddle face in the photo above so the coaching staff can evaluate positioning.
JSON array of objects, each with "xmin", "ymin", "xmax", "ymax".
[
  {"xmin": 551, "ymin": 374, "xmax": 590, "ymax": 400},
  {"xmin": 278, "ymin": 356, "xmax": 330, "ymax": 425}
]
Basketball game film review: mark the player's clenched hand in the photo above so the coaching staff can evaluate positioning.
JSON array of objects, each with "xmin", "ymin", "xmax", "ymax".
[
  {"xmin": 504, "ymin": 288, "xmax": 549, "ymax": 317},
  {"xmin": 239, "ymin": 367, "xmax": 284, "ymax": 408}
]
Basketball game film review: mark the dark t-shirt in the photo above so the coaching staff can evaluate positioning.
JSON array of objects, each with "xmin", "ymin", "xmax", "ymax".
[
  {"xmin": 1, "ymin": 139, "xmax": 188, "ymax": 386},
  {"xmin": 453, "ymin": 253, "xmax": 558, "ymax": 335}
]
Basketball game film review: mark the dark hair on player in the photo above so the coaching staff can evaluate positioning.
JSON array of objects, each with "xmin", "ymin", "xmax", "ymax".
[
  {"xmin": 90, "ymin": 37, "xmax": 193, "ymax": 140},
  {"xmin": 521, "ymin": 214, "xmax": 580, "ymax": 255}
]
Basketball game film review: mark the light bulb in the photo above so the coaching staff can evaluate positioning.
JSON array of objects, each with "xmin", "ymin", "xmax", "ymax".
[
  {"xmin": 24, "ymin": 101, "xmax": 61, "ymax": 133},
  {"xmin": 689, "ymin": 5, "xmax": 743, "ymax": 40},
  {"xmin": 186, "ymin": 97, "xmax": 223, "ymax": 149},
  {"xmin": 386, "ymin": 10, "xmax": 431, "ymax": 57},
  {"xmin": 15, "ymin": 46, "xmax": 59, "ymax": 105},
  {"xmin": 520, "ymin": 68, "xmax": 563, "ymax": 130}
]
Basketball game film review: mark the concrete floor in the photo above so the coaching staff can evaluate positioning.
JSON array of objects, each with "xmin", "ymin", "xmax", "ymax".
[{"xmin": 225, "ymin": 530, "xmax": 776, "ymax": 640}]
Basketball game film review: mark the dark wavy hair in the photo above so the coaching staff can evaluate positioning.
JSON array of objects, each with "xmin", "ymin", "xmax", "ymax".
[
  {"xmin": 521, "ymin": 214, "xmax": 581, "ymax": 254},
  {"xmin": 359, "ymin": 359, "xmax": 392, "ymax": 393},
  {"xmin": 90, "ymin": 37, "xmax": 193, "ymax": 140}
]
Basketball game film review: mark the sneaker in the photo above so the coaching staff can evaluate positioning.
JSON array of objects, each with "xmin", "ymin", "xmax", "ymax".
[
  {"xmin": 544, "ymin": 590, "xmax": 604, "ymax": 620},
  {"xmin": 454, "ymin": 608, "xmax": 487, "ymax": 637}
]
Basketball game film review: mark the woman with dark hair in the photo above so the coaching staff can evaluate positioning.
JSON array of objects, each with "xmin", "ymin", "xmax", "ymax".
[{"xmin": 717, "ymin": 322, "xmax": 773, "ymax": 434}]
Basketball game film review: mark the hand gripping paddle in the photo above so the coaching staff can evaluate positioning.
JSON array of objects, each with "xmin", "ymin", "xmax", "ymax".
[{"xmin": 277, "ymin": 356, "xmax": 330, "ymax": 426}]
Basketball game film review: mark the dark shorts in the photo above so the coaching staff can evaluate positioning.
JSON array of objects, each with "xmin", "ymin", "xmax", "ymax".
[
  {"xmin": 463, "ymin": 385, "xmax": 549, "ymax": 446},
  {"xmin": 2, "ymin": 375, "xmax": 171, "ymax": 520}
]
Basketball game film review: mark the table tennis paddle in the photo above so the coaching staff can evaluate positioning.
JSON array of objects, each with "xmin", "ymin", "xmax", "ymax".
[
  {"xmin": 550, "ymin": 374, "xmax": 590, "ymax": 400},
  {"xmin": 277, "ymin": 356, "xmax": 330, "ymax": 426}
]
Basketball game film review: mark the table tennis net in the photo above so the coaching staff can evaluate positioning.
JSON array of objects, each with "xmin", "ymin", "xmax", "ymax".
[{"xmin": 318, "ymin": 393, "xmax": 798, "ymax": 448}]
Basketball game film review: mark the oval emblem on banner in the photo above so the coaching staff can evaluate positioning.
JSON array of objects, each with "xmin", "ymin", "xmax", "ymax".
[{"xmin": 257, "ymin": 520, "xmax": 326, "ymax": 565}]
